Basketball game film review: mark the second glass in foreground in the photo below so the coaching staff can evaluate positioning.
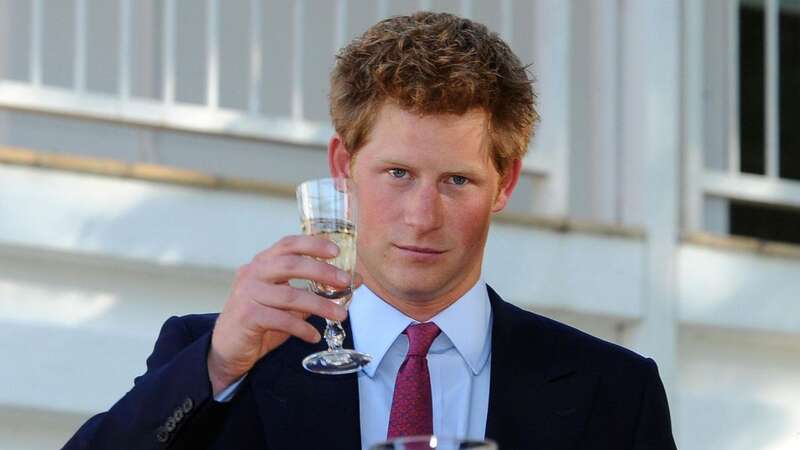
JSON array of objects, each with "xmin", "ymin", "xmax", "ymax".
[
  {"xmin": 297, "ymin": 177, "xmax": 371, "ymax": 374},
  {"xmin": 370, "ymin": 436, "xmax": 498, "ymax": 450}
]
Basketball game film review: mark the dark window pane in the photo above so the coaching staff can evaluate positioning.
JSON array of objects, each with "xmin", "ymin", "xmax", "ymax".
[
  {"xmin": 740, "ymin": 3, "xmax": 766, "ymax": 175},
  {"xmin": 730, "ymin": 200, "xmax": 800, "ymax": 245},
  {"xmin": 780, "ymin": 3, "xmax": 800, "ymax": 179}
]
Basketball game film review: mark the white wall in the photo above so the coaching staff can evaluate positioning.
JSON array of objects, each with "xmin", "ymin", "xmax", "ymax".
[{"xmin": 678, "ymin": 327, "xmax": 800, "ymax": 450}]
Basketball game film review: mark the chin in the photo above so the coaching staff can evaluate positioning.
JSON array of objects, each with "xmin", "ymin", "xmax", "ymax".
[{"xmin": 385, "ymin": 275, "xmax": 453, "ymax": 301}]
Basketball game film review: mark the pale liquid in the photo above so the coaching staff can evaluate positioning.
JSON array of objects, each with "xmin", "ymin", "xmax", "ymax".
[{"xmin": 302, "ymin": 218, "xmax": 356, "ymax": 300}]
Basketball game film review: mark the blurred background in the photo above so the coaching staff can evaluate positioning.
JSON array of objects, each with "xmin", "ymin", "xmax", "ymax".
[{"xmin": 0, "ymin": 0, "xmax": 798, "ymax": 448}]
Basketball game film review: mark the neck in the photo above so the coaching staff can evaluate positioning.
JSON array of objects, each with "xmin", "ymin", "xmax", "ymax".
[{"xmin": 361, "ymin": 274, "xmax": 481, "ymax": 322}]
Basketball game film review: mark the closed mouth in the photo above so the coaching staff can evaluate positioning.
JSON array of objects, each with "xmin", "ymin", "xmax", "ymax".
[{"xmin": 394, "ymin": 245, "xmax": 446, "ymax": 254}]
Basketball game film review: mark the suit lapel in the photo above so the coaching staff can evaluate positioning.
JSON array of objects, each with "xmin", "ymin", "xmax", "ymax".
[
  {"xmin": 251, "ymin": 316, "xmax": 361, "ymax": 450},
  {"xmin": 484, "ymin": 287, "xmax": 598, "ymax": 449}
]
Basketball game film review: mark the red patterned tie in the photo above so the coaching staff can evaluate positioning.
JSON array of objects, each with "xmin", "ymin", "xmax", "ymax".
[{"xmin": 387, "ymin": 322, "xmax": 441, "ymax": 439}]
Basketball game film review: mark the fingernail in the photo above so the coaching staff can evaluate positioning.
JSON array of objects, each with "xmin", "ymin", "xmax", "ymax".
[
  {"xmin": 337, "ymin": 271, "xmax": 351, "ymax": 285},
  {"xmin": 328, "ymin": 243, "xmax": 339, "ymax": 256},
  {"xmin": 337, "ymin": 306, "xmax": 348, "ymax": 321},
  {"xmin": 314, "ymin": 331, "xmax": 322, "ymax": 343}
]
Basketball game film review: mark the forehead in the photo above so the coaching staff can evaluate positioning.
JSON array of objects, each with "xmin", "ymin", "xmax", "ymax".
[{"xmin": 360, "ymin": 103, "xmax": 491, "ymax": 165}]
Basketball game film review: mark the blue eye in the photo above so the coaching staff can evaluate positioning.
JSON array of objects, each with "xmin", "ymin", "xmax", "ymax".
[
  {"xmin": 388, "ymin": 168, "xmax": 408, "ymax": 178},
  {"xmin": 450, "ymin": 175, "xmax": 468, "ymax": 185}
]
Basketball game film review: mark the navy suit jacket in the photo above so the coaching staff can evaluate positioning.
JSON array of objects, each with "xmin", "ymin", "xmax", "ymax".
[{"xmin": 63, "ymin": 287, "xmax": 676, "ymax": 449}]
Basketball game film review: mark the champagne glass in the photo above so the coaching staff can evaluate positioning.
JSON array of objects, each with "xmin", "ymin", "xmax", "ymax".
[
  {"xmin": 297, "ymin": 177, "xmax": 372, "ymax": 374},
  {"xmin": 370, "ymin": 436, "xmax": 498, "ymax": 450}
]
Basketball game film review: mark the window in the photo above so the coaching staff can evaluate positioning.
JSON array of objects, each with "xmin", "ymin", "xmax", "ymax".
[
  {"xmin": 730, "ymin": 1, "xmax": 800, "ymax": 244},
  {"xmin": 738, "ymin": 0, "xmax": 800, "ymax": 178}
]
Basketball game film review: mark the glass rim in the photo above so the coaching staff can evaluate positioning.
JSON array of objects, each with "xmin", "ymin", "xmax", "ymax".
[
  {"xmin": 295, "ymin": 176, "xmax": 353, "ymax": 194},
  {"xmin": 369, "ymin": 435, "xmax": 497, "ymax": 449}
]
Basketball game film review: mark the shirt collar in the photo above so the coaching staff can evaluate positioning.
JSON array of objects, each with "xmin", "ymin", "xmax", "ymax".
[{"xmin": 349, "ymin": 279, "xmax": 492, "ymax": 378}]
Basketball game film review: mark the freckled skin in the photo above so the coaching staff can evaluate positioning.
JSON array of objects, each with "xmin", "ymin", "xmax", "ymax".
[{"xmin": 328, "ymin": 103, "xmax": 521, "ymax": 321}]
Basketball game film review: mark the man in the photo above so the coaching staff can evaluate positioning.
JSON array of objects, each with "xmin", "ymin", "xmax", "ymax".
[{"xmin": 64, "ymin": 12, "xmax": 676, "ymax": 450}]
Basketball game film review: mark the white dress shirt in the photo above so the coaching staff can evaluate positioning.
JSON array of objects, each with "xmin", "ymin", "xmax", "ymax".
[{"xmin": 348, "ymin": 280, "xmax": 492, "ymax": 449}]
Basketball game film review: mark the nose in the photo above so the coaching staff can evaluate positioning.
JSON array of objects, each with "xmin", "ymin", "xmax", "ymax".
[{"xmin": 403, "ymin": 182, "xmax": 444, "ymax": 233}]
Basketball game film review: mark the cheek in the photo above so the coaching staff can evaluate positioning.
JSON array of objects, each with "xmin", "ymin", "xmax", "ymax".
[
  {"xmin": 448, "ymin": 201, "xmax": 493, "ymax": 243},
  {"xmin": 458, "ymin": 219, "xmax": 490, "ymax": 246},
  {"xmin": 356, "ymin": 188, "xmax": 396, "ymax": 234}
]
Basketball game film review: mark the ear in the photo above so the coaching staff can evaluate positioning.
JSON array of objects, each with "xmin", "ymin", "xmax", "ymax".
[
  {"xmin": 328, "ymin": 134, "xmax": 353, "ymax": 178},
  {"xmin": 491, "ymin": 158, "xmax": 522, "ymax": 213}
]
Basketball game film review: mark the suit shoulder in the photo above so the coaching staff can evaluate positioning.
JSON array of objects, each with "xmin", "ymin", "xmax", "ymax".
[
  {"xmin": 157, "ymin": 313, "xmax": 219, "ymax": 341},
  {"xmin": 497, "ymin": 299, "xmax": 653, "ymax": 372}
]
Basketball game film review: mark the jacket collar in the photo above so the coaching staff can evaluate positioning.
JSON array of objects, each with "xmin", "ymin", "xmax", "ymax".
[{"xmin": 484, "ymin": 286, "xmax": 596, "ymax": 449}]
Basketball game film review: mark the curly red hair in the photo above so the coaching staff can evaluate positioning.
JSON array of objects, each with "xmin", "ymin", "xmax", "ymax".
[{"xmin": 330, "ymin": 11, "xmax": 538, "ymax": 175}]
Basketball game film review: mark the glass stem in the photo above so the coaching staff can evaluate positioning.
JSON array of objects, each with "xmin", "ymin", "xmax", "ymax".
[
  {"xmin": 324, "ymin": 319, "xmax": 346, "ymax": 351},
  {"xmin": 322, "ymin": 291, "xmax": 351, "ymax": 351}
]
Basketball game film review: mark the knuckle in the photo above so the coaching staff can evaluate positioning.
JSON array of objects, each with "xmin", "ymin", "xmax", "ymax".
[
  {"xmin": 231, "ymin": 281, "xmax": 250, "ymax": 302},
  {"xmin": 273, "ymin": 312, "xmax": 294, "ymax": 331},
  {"xmin": 233, "ymin": 283, "xmax": 253, "ymax": 305},
  {"xmin": 314, "ymin": 236, "xmax": 336, "ymax": 253},
  {"xmin": 283, "ymin": 287, "xmax": 301, "ymax": 306},
  {"xmin": 277, "ymin": 256, "xmax": 299, "ymax": 274},
  {"xmin": 235, "ymin": 263, "xmax": 250, "ymax": 280},
  {"xmin": 252, "ymin": 249, "xmax": 269, "ymax": 263},
  {"xmin": 325, "ymin": 263, "xmax": 342, "ymax": 281},
  {"xmin": 276, "ymin": 235, "xmax": 299, "ymax": 251}
]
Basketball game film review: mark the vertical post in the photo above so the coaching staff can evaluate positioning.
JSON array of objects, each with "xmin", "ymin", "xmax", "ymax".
[
  {"xmin": 248, "ymin": 0, "xmax": 263, "ymax": 116},
  {"xmin": 119, "ymin": 0, "xmax": 132, "ymax": 102},
  {"xmin": 529, "ymin": 0, "xmax": 571, "ymax": 218},
  {"xmin": 727, "ymin": 0, "xmax": 741, "ymax": 174},
  {"xmin": 291, "ymin": 0, "xmax": 304, "ymax": 122},
  {"xmin": 206, "ymin": 0, "xmax": 219, "ymax": 109},
  {"xmin": 377, "ymin": 0, "xmax": 388, "ymax": 20},
  {"xmin": 137, "ymin": 0, "xmax": 158, "ymax": 163},
  {"xmin": 683, "ymin": 0, "xmax": 706, "ymax": 233},
  {"xmin": 619, "ymin": 0, "xmax": 680, "ymax": 438},
  {"xmin": 139, "ymin": 0, "xmax": 156, "ymax": 98},
  {"xmin": 0, "ymin": 0, "xmax": 7, "ymax": 145},
  {"xmin": 765, "ymin": 0, "xmax": 779, "ymax": 178},
  {"xmin": 335, "ymin": 0, "xmax": 347, "ymax": 51},
  {"xmin": 30, "ymin": 0, "xmax": 42, "ymax": 86},
  {"xmin": 501, "ymin": 0, "xmax": 513, "ymax": 42},
  {"xmin": 460, "ymin": 0, "xmax": 473, "ymax": 19},
  {"xmin": 162, "ymin": 0, "xmax": 176, "ymax": 105},
  {"xmin": 74, "ymin": 0, "xmax": 87, "ymax": 93},
  {"xmin": 588, "ymin": 0, "xmax": 620, "ymax": 224}
]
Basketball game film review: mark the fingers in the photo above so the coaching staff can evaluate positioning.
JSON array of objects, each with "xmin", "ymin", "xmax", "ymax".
[
  {"xmin": 254, "ymin": 235, "xmax": 339, "ymax": 261},
  {"xmin": 211, "ymin": 235, "xmax": 354, "ymax": 381},
  {"xmin": 252, "ymin": 307, "xmax": 322, "ymax": 343},
  {"xmin": 237, "ymin": 281, "xmax": 348, "ymax": 322},
  {"xmin": 246, "ymin": 255, "xmax": 351, "ymax": 287}
]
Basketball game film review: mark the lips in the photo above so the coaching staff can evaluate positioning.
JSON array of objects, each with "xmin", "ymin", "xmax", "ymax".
[{"xmin": 394, "ymin": 244, "xmax": 447, "ymax": 254}]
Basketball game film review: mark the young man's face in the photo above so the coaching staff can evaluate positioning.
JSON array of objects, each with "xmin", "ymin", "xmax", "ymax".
[{"xmin": 329, "ymin": 103, "xmax": 520, "ymax": 306}]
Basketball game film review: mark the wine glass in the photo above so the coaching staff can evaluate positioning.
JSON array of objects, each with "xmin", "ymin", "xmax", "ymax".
[
  {"xmin": 370, "ymin": 436, "xmax": 498, "ymax": 450},
  {"xmin": 296, "ymin": 177, "xmax": 372, "ymax": 374}
]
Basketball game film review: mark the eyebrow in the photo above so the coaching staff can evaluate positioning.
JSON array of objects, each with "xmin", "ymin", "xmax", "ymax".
[{"xmin": 377, "ymin": 159, "xmax": 486, "ymax": 177}]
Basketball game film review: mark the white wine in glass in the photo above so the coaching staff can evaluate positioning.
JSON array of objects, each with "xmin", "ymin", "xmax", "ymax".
[
  {"xmin": 296, "ymin": 177, "xmax": 371, "ymax": 374},
  {"xmin": 301, "ymin": 217, "xmax": 356, "ymax": 299}
]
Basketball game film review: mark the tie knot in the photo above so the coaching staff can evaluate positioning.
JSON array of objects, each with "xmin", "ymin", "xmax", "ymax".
[{"xmin": 404, "ymin": 322, "xmax": 441, "ymax": 357}]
